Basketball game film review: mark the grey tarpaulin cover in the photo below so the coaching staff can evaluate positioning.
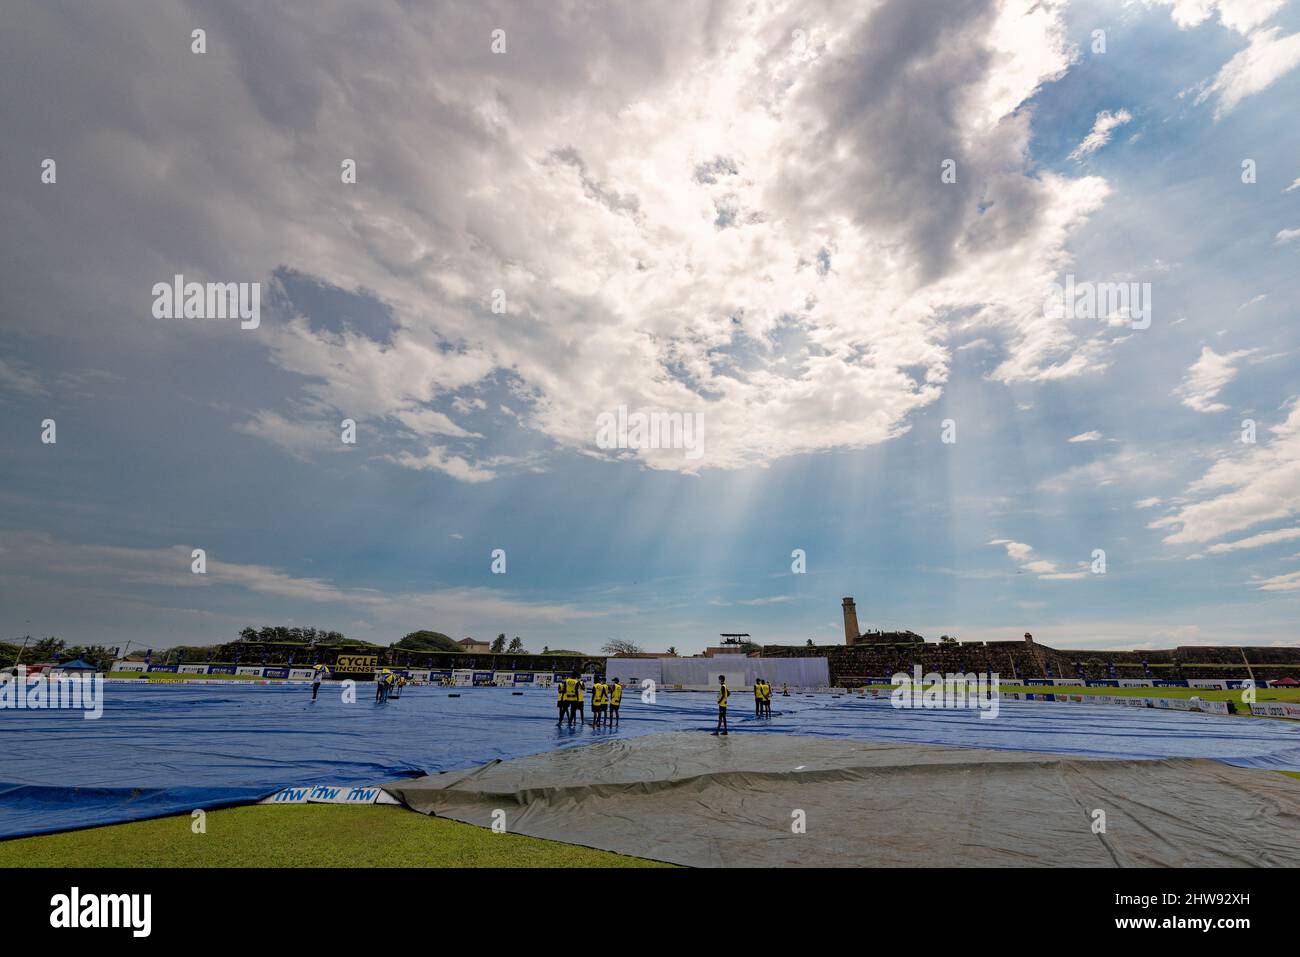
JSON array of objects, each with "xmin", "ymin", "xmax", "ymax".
[{"xmin": 385, "ymin": 731, "xmax": 1300, "ymax": 867}]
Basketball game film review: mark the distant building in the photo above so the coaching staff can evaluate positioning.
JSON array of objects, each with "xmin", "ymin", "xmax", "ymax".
[
  {"xmin": 842, "ymin": 598, "xmax": 860, "ymax": 645},
  {"xmin": 457, "ymin": 638, "xmax": 491, "ymax": 653},
  {"xmin": 841, "ymin": 596, "xmax": 924, "ymax": 644}
]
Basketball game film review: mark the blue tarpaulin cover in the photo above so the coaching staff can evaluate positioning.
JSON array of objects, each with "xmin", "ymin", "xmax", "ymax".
[{"xmin": 2, "ymin": 682, "xmax": 1299, "ymax": 839}]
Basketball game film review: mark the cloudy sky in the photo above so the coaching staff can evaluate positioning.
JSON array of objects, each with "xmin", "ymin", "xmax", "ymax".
[{"xmin": 3, "ymin": 0, "xmax": 1299, "ymax": 654}]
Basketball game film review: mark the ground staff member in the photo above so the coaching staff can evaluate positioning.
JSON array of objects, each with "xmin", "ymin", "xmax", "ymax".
[
  {"xmin": 311, "ymin": 663, "xmax": 329, "ymax": 701},
  {"xmin": 609, "ymin": 677, "xmax": 623, "ymax": 726},
  {"xmin": 556, "ymin": 678, "xmax": 566, "ymax": 724},
  {"xmin": 562, "ymin": 674, "xmax": 580, "ymax": 727},
  {"xmin": 712, "ymin": 674, "xmax": 729, "ymax": 736},
  {"xmin": 592, "ymin": 677, "xmax": 608, "ymax": 727},
  {"xmin": 755, "ymin": 678, "xmax": 764, "ymax": 716}
]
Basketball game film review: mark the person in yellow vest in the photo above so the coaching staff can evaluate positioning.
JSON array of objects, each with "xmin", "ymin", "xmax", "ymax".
[
  {"xmin": 712, "ymin": 674, "xmax": 729, "ymax": 736},
  {"xmin": 592, "ymin": 676, "xmax": 608, "ymax": 728},
  {"xmin": 562, "ymin": 674, "xmax": 580, "ymax": 727},
  {"xmin": 760, "ymin": 678, "xmax": 772, "ymax": 717},
  {"xmin": 556, "ymin": 677, "xmax": 566, "ymax": 726},
  {"xmin": 754, "ymin": 677, "xmax": 764, "ymax": 717},
  {"xmin": 577, "ymin": 676, "xmax": 586, "ymax": 725},
  {"xmin": 609, "ymin": 677, "xmax": 623, "ymax": 726}
]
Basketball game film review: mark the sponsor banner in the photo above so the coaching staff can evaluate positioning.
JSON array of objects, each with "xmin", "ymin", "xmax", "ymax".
[
  {"xmin": 472, "ymin": 671, "xmax": 495, "ymax": 687},
  {"xmin": 288, "ymin": 668, "xmax": 317, "ymax": 680},
  {"xmin": 1154, "ymin": 680, "xmax": 1189, "ymax": 687},
  {"xmin": 428, "ymin": 670, "xmax": 452, "ymax": 684},
  {"xmin": 406, "ymin": 669, "xmax": 431, "ymax": 682},
  {"xmin": 1250, "ymin": 701, "xmax": 1300, "ymax": 720},
  {"xmin": 261, "ymin": 784, "xmax": 392, "ymax": 805},
  {"xmin": 533, "ymin": 672, "xmax": 553, "ymax": 687},
  {"xmin": 1006, "ymin": 691, "xmax": 1233, "ymax": 715},
  {"xmin": 1117, "ymin": 679, "xmax": 1154, "ymax": 687},
  {"xmin": 1023, "ymin": 679, "xmax": 1053, "ymax": 686},
  {"xmin": 208, "ymin": 664, "xmax": 236, "ymax": 675},
  {"xmin": 451, "ymin": 669, "xmax": 473, "ymax": 687},
  {"xmin": 147, "ymin": 664, "xmax": 178, "ymax": 673},
  {"xmin": 1085, "ymin": 680, "xmax": 1118, "ymax": 687},
  {"xmin": 513, "ymin": 672, "xmax": 535, "ymax": 685},
  {"xmin": 1225, "ymin": 680, "xmax": 1251, "ymax": 690},
  {"xmin": 177, "ymin": 665, "xmax": 209, "ymax": 674},
  {"xmin": 493, "ymin": 672, "xmax": 514, "ymax": 687},
  {"xmin": 1188, "ymin": 679, "xmax": 1228, "ymax": 690},
  {"xmin": 262, "ymin": 667, "xmax": 290, "ymax": 679},
  {"xmin": 334, "ymin": 654, "xmax": 378, "ymax": 675},
  {"xmin": 236, "ymin": 666, "xmax": 264, "ymax": 677}
]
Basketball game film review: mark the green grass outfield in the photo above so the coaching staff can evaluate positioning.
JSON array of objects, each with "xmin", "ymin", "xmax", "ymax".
[{"xmin": 0, "ymin": 804, "xmax": 671, "ymax": 868}]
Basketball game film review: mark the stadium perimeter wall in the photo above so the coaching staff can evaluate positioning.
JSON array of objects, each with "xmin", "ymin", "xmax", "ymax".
[
  {"xmin": 605, "ymin": 655, "xmax": 829, "ymax": 691},
  {"xmin": 762, "ymin": 641, "xmax": 1300, "ymax": 685}
]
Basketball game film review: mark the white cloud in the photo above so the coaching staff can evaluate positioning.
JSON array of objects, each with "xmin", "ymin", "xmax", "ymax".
[
  {"xmin": 989, "ymin": 538, "xmax": 1034, "ymax": 562},
  {"xmin": 1040, "ymin": 446, "xmax": 1168, "ymax": 491},
  {"xmin": 388, "ymin": 445, "xmax": 497, "ymax": 483},
  {"xmin": 1175, "ymin": 346, "xmax": 1252, "ymax": 413},
  {"xmin": 233, "ymin": 410, "xmax": 353, "ymax": 461},
  {"xmin": 1284, "ymin": 177, "xmax": 1300, "ymax": 193},
  {"xmin": 0, "ymin": 0, "xmax": 1121, "ymax": 478},
  {"xmin": 1148, "ymin": 0, "xmax": 1285, "ymax": 35},
  {"xmin": 0, "ymin": 529, "xmax": 603, "ymax": 624},
  {"xmin": 394, "ymin": 408, "xmax": 481, "ymax": 439},
  {"xmin": 1253, "ymin": 568, "xmax": 1300, "ymax": 590},
  {"xmin": 1206, "ymin": 525, "xmax": 1300, "ymax": 553},
  {"xmin": 0, "ymin": 357, "xmax": 45, "ymax": 397},
  {"xmin": 1196, "ymin": 25, "xmax": 1300, "ymax": 118},
  {"xmin": 1152, "ymin": 399, "xmax": 1300, "ymax": 544},
  {"xmin": 989, "ymin": 538, "xmax": 1089, "ymax": 580},
  {"xmin": 1275, "ymin": 227, "xmax": 1300, "ymax": 245},
  {"xmin": 1068, "ymin": 109, "xmax": 1133, "ymax": 160},
  {"xmin": 1068, "ymin": 430, "xmax": 1102, "ymax": 442},
  {"xmin": 1135, "ymin": 496, "xmax": 1162, "ymax": 509}
]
